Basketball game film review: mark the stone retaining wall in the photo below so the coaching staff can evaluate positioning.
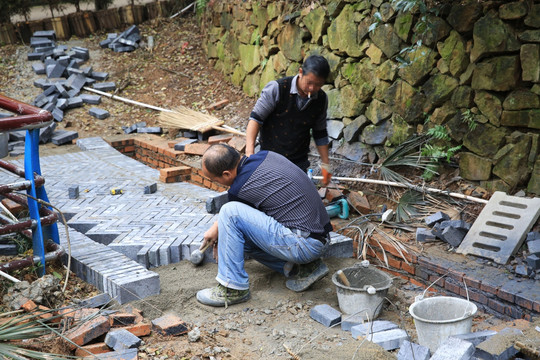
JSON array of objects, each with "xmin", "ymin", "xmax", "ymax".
[{"xmin": 203, "ymin": 0, "xmax": 540, "ymax": 195}]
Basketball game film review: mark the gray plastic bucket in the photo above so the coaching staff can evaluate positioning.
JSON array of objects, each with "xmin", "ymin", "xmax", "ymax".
[
  {"xmin": 331, "ymin": 265, "xmax": 392, "ymax": 320},
  {"xmin": 409, "ymin": 296, "xmax": 477, "ymax": 353}
]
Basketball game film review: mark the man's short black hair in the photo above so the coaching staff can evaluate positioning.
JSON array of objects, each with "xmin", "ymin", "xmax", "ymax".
[
  {"xmin": 203, "ymin": 143, "xmax": 240, "ymax": 176},
  {"xmin": 301, "ymin": 55, "xmax": 330, "ymax": 79}
]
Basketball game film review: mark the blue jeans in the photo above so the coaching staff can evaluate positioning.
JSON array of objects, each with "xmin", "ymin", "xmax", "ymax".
[{"xmin": 216, "ymin": 201, "xmax": 327, "ymax": 290}]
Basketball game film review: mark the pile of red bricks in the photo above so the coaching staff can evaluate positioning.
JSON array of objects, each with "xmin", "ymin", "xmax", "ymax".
[
  {"xmin": 109, "ymin": 133, "xmax": 241, "ymax": 193},
  {"xmin": 14, "ymin": 298, "xmax": 188, "ymax": 358}
]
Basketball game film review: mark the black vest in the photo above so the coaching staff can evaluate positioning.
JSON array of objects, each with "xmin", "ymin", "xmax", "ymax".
[{"xmin": 260, "ymin": 76, "xmax": 327, "ymax": 165}]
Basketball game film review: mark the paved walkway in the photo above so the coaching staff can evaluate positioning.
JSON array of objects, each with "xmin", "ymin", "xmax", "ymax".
[{"xmin": 0, "ymin": 138, "xmax": 352, "ymax": 303}]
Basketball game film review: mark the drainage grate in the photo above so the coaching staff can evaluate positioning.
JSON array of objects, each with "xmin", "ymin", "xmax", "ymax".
[{"xmin": 457, "ymin": 191, "xmax": 540, "ymax": 264}]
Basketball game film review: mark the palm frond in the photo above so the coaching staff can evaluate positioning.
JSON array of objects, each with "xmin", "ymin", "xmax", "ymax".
[{"xmin": 395, "ymin": 189, "xmax": 427, "ymax": 222}]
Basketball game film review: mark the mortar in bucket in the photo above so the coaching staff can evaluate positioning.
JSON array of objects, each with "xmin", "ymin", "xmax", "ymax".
[
  {"xmin": 409, "ymin": 296, "xmax": 477, "ymax": 353},
  {"xmin": 331, "ymin": 265, "xmax": 392, "ymax": 320}
]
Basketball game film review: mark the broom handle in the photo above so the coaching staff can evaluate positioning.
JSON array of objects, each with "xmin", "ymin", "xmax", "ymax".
[
  {"xmin": 84, "ymin": 87, "xmax": 247, "ymax": 137},
  {"xmin": 83, "ymin": 87, "xmax": 175, "ymax": 113},
  {"xmin": 211, "ymin": 125, "xmax": 246, "ymax": 137}
]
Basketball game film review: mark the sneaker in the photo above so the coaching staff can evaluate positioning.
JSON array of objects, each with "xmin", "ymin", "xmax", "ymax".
[
  {"xmin": 285, "ymin": 259, "xmax": 329, "ymax": 292},
  {"xmin": 283, "ymin": 261, "xmax": 299, "ymax": 278},
  {"xmin": 196, "ymin": 284, "xmax": 250, "ymax": 307}
]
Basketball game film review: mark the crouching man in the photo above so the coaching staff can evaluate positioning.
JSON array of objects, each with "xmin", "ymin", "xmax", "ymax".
[{"xmin": 196, "ymin": 144, "xmax": 333, "ymax": 307}]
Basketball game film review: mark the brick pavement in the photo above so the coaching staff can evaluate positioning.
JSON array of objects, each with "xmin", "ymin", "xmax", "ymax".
[{"xmin": 0, "ymin": 137, "xmax": 352, "ymax": 303}]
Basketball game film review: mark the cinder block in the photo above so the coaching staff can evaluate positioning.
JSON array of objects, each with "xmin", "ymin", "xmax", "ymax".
[
  {"xmin": 39, "ymin": 123, "xmax": 57, "ymax": 144},
  {"xmin": 89, "ymin": 107, "xmax": 110, "ymax": 120},
  {"xmin": 137, "ymin": 127, "xmax": 162, "ymax": 134},
  {"xmin": 430, "ymin": 336, "xmax": 475, "ymax": 360},
  {"xmin": 93, "ymin": 82, "xmax": 116, "ymax": 92},
  {"xmin": 66, "ymin": 315, "xmax": 110, "ymax": 346},
  {"xmin": 440, "ymin": 226, "xmax": 467, "ymax": 247},
  {"xmin": 123, "ymin": 122, "xmax": 146, "ymax": 134},
  {"xmin": 309, "ymin": 304, "xmax": 341, "ymax": 327},
  {"xmin": 425, "ymin": 211, "xmax": 450, "ymax": 227},
  {"xmin": 340, "ymin": 314, "xmax": 366, "ymax": 332},
  {"xmin": 104, "ymin": 329, "xmax": 141, "ymax": 351},
  {"xmin": 32, "ymin": 63, "xmax": 46, "ymax": 75},
  {"xmin": 174, "ymin": 138, "xmax": 197, "ymax": 151},
  {"xmin": 206, "ymin": 191, "xmax": 229, "ymax": 214},
  {"xmin": 92, "ymin": 71, "xmax": 109, "ymax": 81},
  {"xmin": 56, "ymin": 98, "xmax": 68, "ymax": 110},
  {"xmin": 528, "ymin": 239, "xmax": 540, "ymax": 255},
  {"xmin": 367, "ymin": 328, "xmax": 408, "ymax": 351},
  {"xmin": 151, "ymin": 314, "xmax": 188, "ymax": 336},
  {"xmin": 33, "ymin": 30, "xmax": 56, "ymax": 40},
  {"xmin": 440, "ymin": 219, "xmax": 471, "ymax": 231},
  {"xmin": 78, "ymin": 293, "xmax": 111, "ymax": 308},
  {"xmin": 144, "ymin": 183, "xmax": 157, "ymax": 194},
  {"xmin": 0, "ymin": 244, "xmax": 18, "ymax": 255},
  {"xmin": 526, "ymin": 254, "xmax": 540, "ymax": 270},
  {"xmin": 67, "ymin": 97, "xmax": 84, "ymax": 109},
  {"xmin": 527, "ymin": 231, "xmax": 540, "ymax": 242},
  {"xmin": 451, "ymin": 330, "xmax": 497, "ymax": 346},
  {"xmin": 351, "ymin": 320, "xmax": 399, "ymax": 339},
  {"xmin": 416, "ymin": 227, "xmax": 437, "ymax": 242},
  {"xmin": 80, "ymin": 94, "xmax": 101, "ymax": 105},
  {"xmin": 46, "ymin": 63, "xmax": 66, "ymax": 78},
  {"xmin": 397, "ymin": 340, "xmax": 430, "ymax": 360},
  {"xmin": 66, "ymin": 73, "xmax": 87, "ymax": 92}
]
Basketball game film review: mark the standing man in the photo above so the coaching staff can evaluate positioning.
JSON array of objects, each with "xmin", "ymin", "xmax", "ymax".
[
  {"xmin": 196, "ymin": 144, "xmax": 333, "ymax": 307},
  {"xmin": 245, "ymin": 55, "xmax": 332, "ymax": 185}
]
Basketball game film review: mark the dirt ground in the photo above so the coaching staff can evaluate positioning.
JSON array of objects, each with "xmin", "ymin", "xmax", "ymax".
[{"xmin": 0, "ymin": 13, "xmax": 523, "ymax": 360}]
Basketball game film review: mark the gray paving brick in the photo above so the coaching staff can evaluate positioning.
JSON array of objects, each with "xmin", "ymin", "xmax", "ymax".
[
  {"xmin": 351, "ymin": 320, "xmax": 399, "ymax": 339},
  {"xmin": 89, "ymin": 107, "xmax": 110, "ymax": 120},
  {"xmin": 309, "ymin": 304, "xmax": 341, "ymax": 327},
  {"xmin": 430, "ymin": 336, "xmax": 474, "ymax": 360},
  {"xmin": 93, "ymin": 82, "xmax": 116, "ymax": 92},
  {"xmin": 105, "ymin": 329, "xmax": 141, "ymax": 351},
  {"xmin": 397, "ymin": 340, "xmax": 430, "ymax": 360}
]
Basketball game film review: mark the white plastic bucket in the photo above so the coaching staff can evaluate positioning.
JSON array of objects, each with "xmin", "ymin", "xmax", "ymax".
[
  {"xmin": 409, "ymin": 296, "xmax": 477, "ymax": 353},
  {"xmin": 332, "ymin": 265, "xmax": 392, "ymax": 320}
]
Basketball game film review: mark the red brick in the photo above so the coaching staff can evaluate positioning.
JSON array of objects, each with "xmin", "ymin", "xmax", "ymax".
[
  {"xmin": 386, "ymin": 256, "xmax": 401, "ymax": 270},
  {"xmin": 347, "ymin": 191, "xmax": 371, "ymax": 214},
  {"xmin": 1, "ymin": 198, "xmax": 25, "ymax": 214},
  {"xmin": 151, "ymin": 314, "xmax": 188, "ymax": 336},
  {"xmin": 184, "ymin": 143, "xmax": 211, "ymax": 156},
  {"xmin": 228, "ymin": 136, "xmax": 246, "ymax": 152},
  {"xmin": 409, "ymin": 278, "xmax": 426, "ymax": 288},
  {"xmin": 21, "ymin": 299, "xmax": 37, "ymax": 312},
  {"xmin": 159, "ymin": 166, "xmax": 191, "ymax": 178},
  {"xmin": 430, "ymin": 275, "xmax": 445, "ymax": 288},
  {"xmin": 515, "ymin": 295, "xmax": 533, "ymax": 310},
  {"xmin": 109, "ymin": 313, "xmax": 136, "ymax": 327},
  {"xmin": 159, "ymin": 176, "xmax": 176, "ymax": 183},
  {"xmin": 123, "ymin": 323, "xmax": 151, "ymax": 337},
  {"xmin": 447, "ymin": 268, "xmax": 465, "ymax": 282},
  {"xmin": 206, "ymin": 99, "xmax": 229, "ymax": 111},
  {"xmin": 124, "ymin": 145, "xmax": 135, "ymax": 153},
  {"xmin": 325, "ymin": 188, "xmax": 343, "ymax": 202},
  {"xmin": 487, "ymin": 298, "xmax": 506, "ymax": 315},
  {"xmin": 191, "ymin": 173, "xmax": 203, "ymax": 183},
  {"xmin": 208, "ymin": 134, "xmax": 233, "ymax": 144},
  {"xmin": 401, "ymin": 261, "xmax": 415, "ymax": 275},
  {"xmin": 463, "ymin": 274, "xmax": 482, "ymax": 289},
  {"xmin": 75, "ymin": 343, "xmax": 111, "ymax": 357},
  {"xmin": 480, "ymin": 281, "xmax": 499, "ymax": 296},
  {"xmin": 66, "ymin": 315, "xmax": 110, "ymax": 347},
  {"xmin": 497, "ymin": 288, "xmax": 515, "ymax": 303},
  {"xmin": 203, "ymin": 179, "xmax": 212, "ymax": 188}
]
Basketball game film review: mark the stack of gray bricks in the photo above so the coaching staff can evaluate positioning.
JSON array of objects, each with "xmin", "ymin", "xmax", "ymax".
[
  {"xmin": 22, "ymin": 29, "xmax": 120, "ymax": 154},
  {"xmin": 99, "ymin": 25, "xmax": 141, "ymax": 53}
]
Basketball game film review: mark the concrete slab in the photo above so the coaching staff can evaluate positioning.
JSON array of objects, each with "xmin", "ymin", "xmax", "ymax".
[{"xmin": 458, "ymin": 191, "xmax": 540, "ymax": 264}]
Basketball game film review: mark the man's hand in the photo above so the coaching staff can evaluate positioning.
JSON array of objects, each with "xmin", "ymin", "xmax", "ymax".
[
  {"xmin": 203, "ymin": 221, "xmax": 219, "ymax": 261},
  {"xmin": 321, "ymin": 163, "xmax": 332, "ymax": 186}
]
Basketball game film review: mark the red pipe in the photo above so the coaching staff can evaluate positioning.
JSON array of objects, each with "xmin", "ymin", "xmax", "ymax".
[{"xmin": 0, "ymin": 94, "xmax": 53, "ymax": 131}]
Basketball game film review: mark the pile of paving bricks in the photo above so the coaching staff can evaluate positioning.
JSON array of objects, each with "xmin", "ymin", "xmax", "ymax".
[
  {"xmin": 13, "ymin": 293, "xmax": 190, "ymax": 359},
  {"xmin": 416, "ymin": 211, "xmax": 472, "ymax": 248},
  {"xmin": 310, "ymin": 303, "xmax": 534, "ymax": 359},
  {"xmin": 16, "ymin": 29, "xmax": 122, "ymax": 154},
  {"xmin": 99, "ymin": 25, "xmax": 142, "ymax": 53}
]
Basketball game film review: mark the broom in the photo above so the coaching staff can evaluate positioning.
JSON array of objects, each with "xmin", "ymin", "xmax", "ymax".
[
  {"xmin": 83, "ymin": 87, "xmax": 246, "ymax": 137},
  {"xmin": 159, "ymin": 106, "xmax": 246, "ymax": 136}
]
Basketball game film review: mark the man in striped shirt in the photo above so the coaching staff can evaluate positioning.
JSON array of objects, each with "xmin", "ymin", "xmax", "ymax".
[{"xmin": 196, "ymin": 144, "xmax": 332, "ymax": 307}]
